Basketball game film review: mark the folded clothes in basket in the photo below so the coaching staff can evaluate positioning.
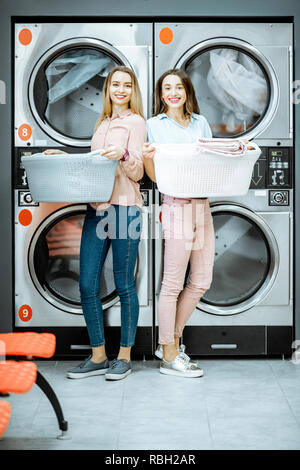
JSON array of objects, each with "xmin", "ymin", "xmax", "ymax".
[{"xmin": 196, "ymin": 138, "xmax": 247, "ymax": 156}]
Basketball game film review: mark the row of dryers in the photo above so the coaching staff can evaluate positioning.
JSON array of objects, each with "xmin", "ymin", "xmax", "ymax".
[{"xmin": 14, "ymin": 21, "xmax": 293, "ymax": 357}]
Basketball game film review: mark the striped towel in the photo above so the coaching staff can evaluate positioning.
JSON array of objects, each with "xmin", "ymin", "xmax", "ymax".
[{"xmin": 196, "ymin": 138, "xmax": 247, "ymax": 156}]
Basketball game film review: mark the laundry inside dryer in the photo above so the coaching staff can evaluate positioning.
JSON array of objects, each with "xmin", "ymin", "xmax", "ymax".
[
  {"xmin": 41, "ymin": 48, "xmax": 117, "ymax": 139},
  {"xmin": 201, "ymin": 212, "xmax": 270, "ymax": 306},
  {"xmin": 186, "ymin": 46, "xmax": 269, "ymax": 137},
  {"xmin": 30, "ymin": 211, "xmax": 117, "ymax": 309}
]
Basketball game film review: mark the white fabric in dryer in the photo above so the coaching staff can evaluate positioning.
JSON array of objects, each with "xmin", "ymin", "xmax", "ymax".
[
  {"xmin": 207, "ymin": 49, "xmax": 268, "ymax": 124},
  {"xmin": 46, "ymin": 53, "xmax": 115, "ymax": 104}
]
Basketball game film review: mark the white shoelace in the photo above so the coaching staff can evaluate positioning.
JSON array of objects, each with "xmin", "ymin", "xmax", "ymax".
[
  {"xmin": 178, "ymin": 351, "xmax": 190, "ymax": 363},
  {"xmin": 176, "ymin": 355, "xmax": 188, "ymax": 366}
]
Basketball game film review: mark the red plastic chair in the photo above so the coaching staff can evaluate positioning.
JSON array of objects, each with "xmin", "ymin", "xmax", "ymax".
[
  {"xmin": 0, "ymin": 361, "xmax": 36, "ymax": 439},
  {"xmin": 0, "ymin": 401, "xmax": 11, "ymax": 439},
  {"xmin": 0, "ymin": 333, "xmax": 68, "ymax": 437},
  {"xmin": 0, "ymin": 332, "xmax": 55, "ymax": 358},
  {"xmin": 0, "ymin": 360, "xmax": 37, "ymax": 393}
]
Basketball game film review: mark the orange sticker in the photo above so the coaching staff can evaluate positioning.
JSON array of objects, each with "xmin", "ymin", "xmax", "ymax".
[
  {"xmin": 19, "ymin": 305, "xmax": 32, "ymax": 322},
  {"xmin": 18, "ymin": 209, "xmax": 32, "ymax": 226},
  {"xmin": 18, "ymin": 29, "xmax": 32, "ymax": 46},
  {"xmin": 159, "ymin": 27, "xmax": 173, "ymax": 45},
  {"xmin": 159, "ymin": 211, "xmax": 162, "ymax": 223},
  {"xmin": 18, "ymin": 124, "xmax": 32, "ymax": 141}
]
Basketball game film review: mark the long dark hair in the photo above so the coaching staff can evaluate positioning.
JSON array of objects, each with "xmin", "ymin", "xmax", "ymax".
[{"xmin": 154, "ymin": 69, "xmax": 200, "ymax": 117}]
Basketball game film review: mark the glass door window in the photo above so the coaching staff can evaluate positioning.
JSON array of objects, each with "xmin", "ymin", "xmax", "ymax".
[
  {"xmin": 31, "ymin": 211, "xmax": 117, "ymax": 312},
  {"xmin": 185, "ymin": 47, "xmax": 269, "ymax": 137},
  {"xmin": 32, "ymin": 47, "xmax": 119, "ymax": 141},
  {"xmin": 184, "ymin": 209, "xmax": 275, "ymax": 315},
  {"xmin": 202, "ymin": 212, "xmax": 270, "ymax": 306}
]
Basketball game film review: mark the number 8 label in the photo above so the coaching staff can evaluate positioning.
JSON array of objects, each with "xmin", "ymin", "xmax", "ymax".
[{"xmin": 18, "ymin": 124, "xmax": 32, "ymax": 141}]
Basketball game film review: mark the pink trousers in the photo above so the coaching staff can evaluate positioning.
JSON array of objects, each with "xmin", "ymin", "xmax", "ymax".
[{"xmin": 158, "ymin": 197, "xmax": 215, "ymax": 345}]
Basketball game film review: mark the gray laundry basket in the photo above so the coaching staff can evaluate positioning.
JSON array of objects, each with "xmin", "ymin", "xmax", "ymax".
[{"xmin": 21, "ymin": 150, "xmax": 119, "ymax": 202}]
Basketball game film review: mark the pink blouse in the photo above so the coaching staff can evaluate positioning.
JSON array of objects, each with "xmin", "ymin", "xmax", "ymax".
[{"xmin": 90, "ymin": 109, "xmax": 146, "ymax": 210}]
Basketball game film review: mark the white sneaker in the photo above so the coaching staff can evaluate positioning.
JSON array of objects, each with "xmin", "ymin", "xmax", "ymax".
[
  {"xmin": 155, "ymin": 343, "xmax": 198, "ymax": 365},
  {"xmin": 154, "ymin": 344, "xmax": 164, "ymax": 359},
  {"xmin": 178, "ymin": 344, "xmax": 198, "ymax": 366},
  {"xmin": 160, "ymin": 354, "xmax": 204, "ymax": 378}
]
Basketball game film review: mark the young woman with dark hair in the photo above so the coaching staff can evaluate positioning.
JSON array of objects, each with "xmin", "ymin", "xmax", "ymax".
[{"xmin": 143, "ymin": 69, "xmax": 215, "ymax": 378}]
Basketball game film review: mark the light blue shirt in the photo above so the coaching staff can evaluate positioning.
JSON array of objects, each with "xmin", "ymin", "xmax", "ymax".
[{"xmin": 146, "ymin": 113, "xmax": 212, "ymax": 144}]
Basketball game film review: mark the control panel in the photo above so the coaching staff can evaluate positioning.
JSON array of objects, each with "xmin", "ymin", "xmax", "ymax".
[
  {"xmin": 267, "ymin": 148, "xmax": 291, "ymax": 188},
  {"xmin": 249, "ymin": 147, "xmax": 292, "ymax": 206},
  {"xmin": 14, "ymin": 147, "xmax": 41, "ymax": 190},
  {"xmin": 18, "ymin": 190, "xmax": 39, "ymax": 207},
  {"xmin": 269, "ymin": 190, "xmax": 289, "ymax": 206},
  {"xmin": 250, "ymin": 147, "xmax": 292, "ymax": 191}
]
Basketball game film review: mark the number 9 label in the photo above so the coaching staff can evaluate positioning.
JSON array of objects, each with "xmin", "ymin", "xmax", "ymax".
[{"xmin": 18, "ymin": 305, "xmax": 32, "ymax": 322}]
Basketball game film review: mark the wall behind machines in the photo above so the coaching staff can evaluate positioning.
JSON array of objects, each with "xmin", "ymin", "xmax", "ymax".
[{"xmin": 1, "ymin": 0, "xmax": 300, "ymax": 347}]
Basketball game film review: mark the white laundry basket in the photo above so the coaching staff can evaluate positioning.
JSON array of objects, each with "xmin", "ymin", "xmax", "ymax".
[
  {"xmin": 153, "ymin": 142, "xmax": 261, "ymax": 198},
  {"xmin": 21, "ymin": 150, "xmax": 119, "ymax": 202}
]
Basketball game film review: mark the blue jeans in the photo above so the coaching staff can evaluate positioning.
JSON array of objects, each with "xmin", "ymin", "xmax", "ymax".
[{"xmin": 79, "ymin": 204, "xmax": 141, "ymax": 348}]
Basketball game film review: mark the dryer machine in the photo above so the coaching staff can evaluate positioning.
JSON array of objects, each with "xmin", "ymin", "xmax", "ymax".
[
  {"xmin": 155, "ymin": 22, "xmax": 293, "ymax": 145},
  {"xmin": 15, "ymin": 22, "xmax": 151, "ymax": 147},
  {"xmin": 14, "ymin": 22, "xmax": 153, "ymax": 356},
  {"xmin": 154, "ymin": 152, "xmax": 293, "ymax": 356},
  {"xmin": 153, "ymin": 22, "xmax": 293, "ymax": 356},
  {"xmin": 15, "ymin": 169, "xmax": 153, "ymax": 356}
]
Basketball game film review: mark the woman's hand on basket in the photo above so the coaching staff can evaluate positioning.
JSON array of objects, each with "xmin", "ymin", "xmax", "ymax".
[
  {"xmin": 142, "ymin": 142, "xmax": 156, "ymax": 160},
  {"xmin": 241, "ymin": 139, "xmax": 255, "ymax": 150},
  {"xmin": 101, "ymin": 145, "xmax": 125, "ymax": 160},
  {"xmin": 43, "ymin": 149, "xmax": 68, "ymax": 155}
]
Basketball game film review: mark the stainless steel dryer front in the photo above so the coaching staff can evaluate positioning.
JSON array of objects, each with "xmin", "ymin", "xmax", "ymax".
[
  {"xmin": 14, "ymin": 21, "xmax": 153, "ymax": 356},
  {"xmin": 155, "ymin": 22, "xmax": 293, "ymax": 146},
  {"xmin": 15, "ymin": 175, "xmax": 153, "ymax": 356},
  {"xmin": 154, "ymin": 184, "xmax": 293, "ymax": 356},
  {"xmin": 153, "ymin": 21, "xmax": 294, "ymax": 355},
  {"xmin": 15, "ymin": 22, "xmax": 151, "ymax": 148}
]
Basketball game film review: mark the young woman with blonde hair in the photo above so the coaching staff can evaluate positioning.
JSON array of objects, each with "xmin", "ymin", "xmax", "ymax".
[
  {"xmin": 143, "ymin": 69, "xmax": 215, "ymax": 378},
  {"xmin": 46, "ymin": 65, "xmax": 146, "ymax": 380}
]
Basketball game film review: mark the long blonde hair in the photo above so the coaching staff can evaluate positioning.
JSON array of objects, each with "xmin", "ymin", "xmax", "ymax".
[{"xmin": 94, "ymin": 66, "xmax": 144, "ymax": 131}]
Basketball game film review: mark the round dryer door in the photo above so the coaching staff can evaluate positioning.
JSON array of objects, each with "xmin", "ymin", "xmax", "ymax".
[
  {"xmin": 28, "ymin": 205, "xmax": 120, "ymax": 314},
  {"xmin": 186, "ymin": 204, "xmax": 279, "ymax": 315},
  {"xmin": 176, "ymin": 38, "xmax": 278, "ymax": 140},
  {"xmin": 28, "ymin": 38, "xmax": 131, "ymax": 147}
]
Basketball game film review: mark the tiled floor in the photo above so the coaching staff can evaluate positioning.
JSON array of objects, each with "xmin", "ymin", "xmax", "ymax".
[{"xmin": 1, "ymin": 357, "xmax": 300, "ymax": 450}]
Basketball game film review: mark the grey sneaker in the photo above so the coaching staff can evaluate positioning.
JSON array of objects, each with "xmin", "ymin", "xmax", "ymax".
[
  {"xmin": 155, "ymin": 344, "xmax": 198, "ymax": 365},
  {"xmin": 160, "ymin": 354, "xmax": 204, "ymax": 378},
  {"xmin": 66, "ymin": 355, "xmax": 109, "ymax": 379},
  {"xmin": 105, "ymin": 359, "xmax": 132, "ymax": 381}
]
